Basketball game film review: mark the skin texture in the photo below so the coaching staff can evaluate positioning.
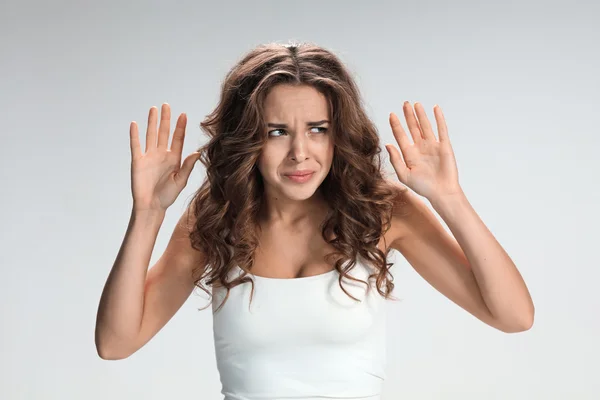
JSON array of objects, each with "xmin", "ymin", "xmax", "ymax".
[
  {"xmin": 96, "ymin": 91, "xmax": 533, "ymax": 361},
  {"xmin": 256, "ymin": 84, "xmax": 334, "ymax": 227},
  {"xmin": 386, "ymin": 101, "xmax": 534, "ymax": 333}
]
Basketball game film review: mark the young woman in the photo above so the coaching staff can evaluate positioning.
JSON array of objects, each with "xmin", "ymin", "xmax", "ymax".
[{"xmin": 95, "ymin": 42, "xmax": 534, "ymax": 399}]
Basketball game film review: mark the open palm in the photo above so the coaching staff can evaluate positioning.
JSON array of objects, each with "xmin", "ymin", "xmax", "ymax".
[
  {"xmin": 386, "ymin": 102, "xmax": 461, "ymax": 201},
  {"xmin": 129, "ymin": 104, "xmax": 200, "ymax": 212}
]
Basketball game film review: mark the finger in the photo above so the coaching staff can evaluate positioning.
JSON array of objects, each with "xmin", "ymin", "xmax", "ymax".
[
  {"xmin": 414, "ymin": 102, "xmax": 436, "ymax": 141},
  {"xmin": 433, "ymin": 105, "xmax": 450, "ymax": 144},
  {"xmin": 385, "ymin": 144, "xmax": 409, "ymax": 185},
  {"xmin": 170, "ymin": 113, "xmax": 187, "ymax": 157},
  {"xmin": 403, "ymin": 101, "xmax": 423, "ymax": 143},
  {"xmin": 157, "ymin": 103, "xmax": 171, "ymax": 149},
  {"xmin": 389, "ymin": 112, "xmax": 411, "ymax": 155},
  {"xmin": 175, "ymin": 151, "xmax": 201, "ymax": 187},
  {"xmin": 145, "ymin": 106, "xmax": 158, "ymax": 153},
  {"xmin": 129, "ymin": 121, "xmax": 142, "ymax": 160}
]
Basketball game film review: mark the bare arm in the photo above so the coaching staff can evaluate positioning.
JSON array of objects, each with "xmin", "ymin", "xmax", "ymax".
[
  {"xmin": 95, "ymin": 203, "xmax": 204, "ymax": 359},
  {"xmin": 390, "ymin": 188, "xmax": 533, "ymax": 333}
]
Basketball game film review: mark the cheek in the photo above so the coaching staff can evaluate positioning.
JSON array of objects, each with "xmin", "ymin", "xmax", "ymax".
[
  {"xmin": 324, "ymin": 142, "xmax": 335, "ymax": 163},
  {"xmin": 257, "ymin": 149, "xmax": 279, "ymax": 177}
]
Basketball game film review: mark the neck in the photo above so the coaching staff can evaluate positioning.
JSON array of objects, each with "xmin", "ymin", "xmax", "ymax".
[{"xmin": 258, "ymin": 189, "xmax": 330, "ymax": 228}]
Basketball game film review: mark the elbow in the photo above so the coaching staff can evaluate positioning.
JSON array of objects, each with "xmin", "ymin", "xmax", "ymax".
[
  {"xmin": 499, "ymin": 309, "xmax": 535, "ymax": 333},
  {"xmin": 96, "ymin": 341, "xmax": 131, "ymax": 360},
  {"xmin": 491, "ymin": 295, "xmax": 535, "ymax": 333},
  {"xmin": 95, "ymin": 332, "xmax": 134, "ymax": 360},
  {"xmin": 96, "ymin": 345, "xmax": 131, "ymax": 360},
  {"xmin": 501, "ymin": 319, "xmax": 533, "ymax": 333},
  {"xmin": 518, "ymin": 301, "xmax": 536, "ymax": 331}
]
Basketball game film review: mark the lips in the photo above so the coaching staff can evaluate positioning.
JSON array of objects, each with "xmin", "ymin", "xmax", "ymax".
[{"xmin": 284, "ymin": 170, "xmax": 314, "ymax": 177}]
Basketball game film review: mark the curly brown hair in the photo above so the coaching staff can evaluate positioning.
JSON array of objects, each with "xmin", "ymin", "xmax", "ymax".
[{"xmin": 188, "ymin": 41, "xmax": 408, "ymax": 313}]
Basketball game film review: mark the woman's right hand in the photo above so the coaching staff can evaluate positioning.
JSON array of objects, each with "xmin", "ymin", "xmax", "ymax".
[{"xmin": 129, "ymin": 103, "xmax": 200, "ymax": 212}]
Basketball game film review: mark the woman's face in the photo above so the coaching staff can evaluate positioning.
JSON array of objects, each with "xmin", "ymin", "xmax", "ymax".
[{"xmin": 257, "ymin": 84, "xmax": 335, "ymax": 202}]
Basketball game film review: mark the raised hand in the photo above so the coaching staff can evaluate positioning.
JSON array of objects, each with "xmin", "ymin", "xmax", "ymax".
[
  {"xmin": 385, "ymin": 101, "xmax": 462, "ymax": 202},
  {"xmin": 129, "ymin": 103, "xmax": 200, "ymax": 212}
]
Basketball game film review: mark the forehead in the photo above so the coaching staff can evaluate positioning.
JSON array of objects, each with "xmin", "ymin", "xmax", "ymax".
[{"xmin": 262, "ymin": 84, "xmax": 330, "ymax": 120}]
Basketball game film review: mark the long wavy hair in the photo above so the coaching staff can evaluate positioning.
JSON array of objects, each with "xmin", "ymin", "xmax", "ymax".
[{"xmin": 188, "ymin": 41, "xmax": 408, "ymax": 313}]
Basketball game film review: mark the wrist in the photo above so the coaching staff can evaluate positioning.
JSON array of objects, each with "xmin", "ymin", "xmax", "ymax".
[
  {"xmin": 429, "ymin": 188, "xmax": 467, "ymax": 212},
  {"xmin": 131, "ymin": 206, "xmax": 167, "ymax": 220}
]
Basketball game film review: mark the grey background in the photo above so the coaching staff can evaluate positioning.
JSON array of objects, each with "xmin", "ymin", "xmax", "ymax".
[{"xmin": 1, "ymin": 0, "xmax": 598, "ymax": 398}]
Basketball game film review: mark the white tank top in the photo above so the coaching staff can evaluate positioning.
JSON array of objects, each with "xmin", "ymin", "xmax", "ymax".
[{"xmin": 211, "ymin": 256, "xmax": 388, "ymax": 400}]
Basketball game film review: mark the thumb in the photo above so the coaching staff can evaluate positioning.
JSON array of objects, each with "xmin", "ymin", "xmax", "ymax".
[
  {"xmin": 175, "ymin": 152, "xmax": 201, "ymax": 187},
  {"xmin": 386, "ymin": 144, "xmax": 409, "ymax": 185}
]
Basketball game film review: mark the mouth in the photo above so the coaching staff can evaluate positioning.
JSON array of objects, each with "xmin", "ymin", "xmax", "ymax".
[
  {"xmin": 284, "ymin": 172, "xmax": 315, "ymax": 183},
  {"xmin": 286, "ymin": 172, "xmax": 313, "ymax": 177}
]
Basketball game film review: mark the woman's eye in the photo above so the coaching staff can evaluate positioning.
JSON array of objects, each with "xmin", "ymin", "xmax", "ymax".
[
  {"xmin": 267, "ymin": 127, "xmax": 328, "ymax": 137},
  {"xmin": 268, "ymin": 129, "xmax": 285, "ymax": 137}
]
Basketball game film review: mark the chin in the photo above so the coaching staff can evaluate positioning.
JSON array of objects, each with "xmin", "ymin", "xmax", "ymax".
[
  {"xmin": 275, "ymin": 175, "xmax": 322, "ymax": 200},
  {"xmin": 285, "ymin": 190, "xmax": 318, "ymax": 201},
  {"xmin": 280, "ymin": 184, "xmax": 318, "ymax": 201}
]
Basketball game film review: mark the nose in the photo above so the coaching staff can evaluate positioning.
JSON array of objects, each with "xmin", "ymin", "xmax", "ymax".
[{"xmin": 289, "ymin": 132, "xmax": 308, "ymax": 162}]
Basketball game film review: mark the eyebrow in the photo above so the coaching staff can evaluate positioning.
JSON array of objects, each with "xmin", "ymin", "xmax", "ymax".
[{"xmin": 266, "ymin": 120, "xmax": 330, "ymax": 128}]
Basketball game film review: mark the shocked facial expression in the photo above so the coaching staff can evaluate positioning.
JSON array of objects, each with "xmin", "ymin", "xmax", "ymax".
[{"xmin": 256, "ymin": 84, "xmax": 335, "ymax": 201}]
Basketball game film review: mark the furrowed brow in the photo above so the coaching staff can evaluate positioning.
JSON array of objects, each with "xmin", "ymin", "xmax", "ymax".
[{"xmin": 267, "ymin": 120, "xmax": 330, "ymax": 128}]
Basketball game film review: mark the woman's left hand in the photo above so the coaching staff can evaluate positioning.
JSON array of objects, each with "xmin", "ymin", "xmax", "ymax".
[{"xmin": 386, "ymin": 101, "xmax": 462, "ymax": 202}]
